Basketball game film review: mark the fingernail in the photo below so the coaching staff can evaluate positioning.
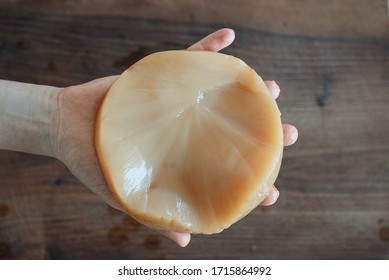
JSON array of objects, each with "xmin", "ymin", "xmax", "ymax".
[
  {"xmin": 288, "ymin": 125, "xmax": 298, "ymax": 143},
  {"xmin": 271, "ymin": 81, "xmax": 280, "ymax": 92},
  {"xmin": 177, "ymin": 234, "xmax": 191, "ymax": 247},
  {"xmin": 275, "ymin": 187, "xmax": 280, "ymax": 198}
]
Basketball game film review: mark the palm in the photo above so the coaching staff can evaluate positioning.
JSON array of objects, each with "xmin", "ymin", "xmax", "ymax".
[{"xmin": 57, "ymin": 76, "xmax": 122, "ymax": 209}]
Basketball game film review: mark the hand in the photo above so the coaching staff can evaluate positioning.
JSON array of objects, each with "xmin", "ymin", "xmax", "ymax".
[{"xmin": 55, "ymin": 28, "xmax": 298, "ymax": 247}]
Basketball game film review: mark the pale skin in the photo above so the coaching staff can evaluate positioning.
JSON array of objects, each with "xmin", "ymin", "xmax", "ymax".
[{"xmin": 0, "ymin": 28, "xmax": 298, "ymax": 247}]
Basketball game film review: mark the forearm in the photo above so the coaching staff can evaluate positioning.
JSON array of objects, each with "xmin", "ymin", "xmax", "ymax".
[{"xmin": 0, "ymin": 79, "xmax": 61, "ymax": 158}]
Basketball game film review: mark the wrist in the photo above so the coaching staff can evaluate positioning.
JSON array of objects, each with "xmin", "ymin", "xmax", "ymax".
[{"xmin": 0, "ymin": 80, "xmax": 62, "ymax": 158}]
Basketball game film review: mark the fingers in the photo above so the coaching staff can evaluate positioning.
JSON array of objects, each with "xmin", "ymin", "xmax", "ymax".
[
  {"xmin": 264, "ymin": 80, "xmax": 280, "ymax": 99},
  {"xmin": 187, "ymin": 28, "xmax": 235, "ymax": 52},
  {"xmin": 259, "ymin": 125, "xmax": 297, "ymax": 207},
  {"xmin": 283, "ymin": 124, "xmax": 298, "ymax": 146},
  {"xmin": 261, "ymin": 81, "xmax": 297, "ymax": 207},
  {"xmin": 158, "ymin": 230, "xmax": 191, "ymax": 247},
  {"xmin": 264, "ymin": 81, "xmax": 298, "ymax": 146},
  {"xmin": 259, "ymin": 186, "xmax": 280, "ymax": 206}
]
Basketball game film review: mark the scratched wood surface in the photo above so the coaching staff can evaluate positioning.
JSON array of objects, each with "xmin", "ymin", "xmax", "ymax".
[{"xmin": 0, "ymin": 0, "xmax": 388, "ymax": 259}]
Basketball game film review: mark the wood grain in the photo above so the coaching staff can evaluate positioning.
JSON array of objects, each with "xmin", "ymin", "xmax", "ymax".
[
  {"xmin": 1, "ymin": 0, "xmax": 387, "ymax": 38},
  {"xmin": 0, "ymin": 0, "xmax": 388, "ymax": 259}
]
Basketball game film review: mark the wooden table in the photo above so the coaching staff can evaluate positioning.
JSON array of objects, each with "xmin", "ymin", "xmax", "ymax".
[{"xmin": 0, "ymin": 0, "xmax": 388, "ymax": 259}]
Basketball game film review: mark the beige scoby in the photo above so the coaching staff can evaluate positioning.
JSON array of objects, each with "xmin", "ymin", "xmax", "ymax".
[{"xmin": 95, "ymin": 50, "xmax": 283, "ymax": 234}]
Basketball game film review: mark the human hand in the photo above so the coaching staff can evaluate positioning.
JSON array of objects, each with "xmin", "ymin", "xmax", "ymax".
[{"xmin": 55, "ymin": 28, "xmax": 298, "ymax": 247}]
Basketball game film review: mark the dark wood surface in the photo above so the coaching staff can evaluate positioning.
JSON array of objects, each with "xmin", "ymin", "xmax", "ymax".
[{"xmin": 0, "ymin": 0, "xmax": 388, "ymax": 259}]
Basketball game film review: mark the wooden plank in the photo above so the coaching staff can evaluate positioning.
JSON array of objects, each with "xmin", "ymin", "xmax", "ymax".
[
  {"xmin": 1, "ymin": 0, "xmax": 387, "ymax": 38},
  {"xmin": 0, "ymin": 1, "xmax": 388, "ymax": 259}
]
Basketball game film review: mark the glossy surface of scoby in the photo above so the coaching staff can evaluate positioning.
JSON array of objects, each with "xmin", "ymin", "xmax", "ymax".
[{"xmin": 96, "ymin": 51, "xmax": 283, "ymax": 234}]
